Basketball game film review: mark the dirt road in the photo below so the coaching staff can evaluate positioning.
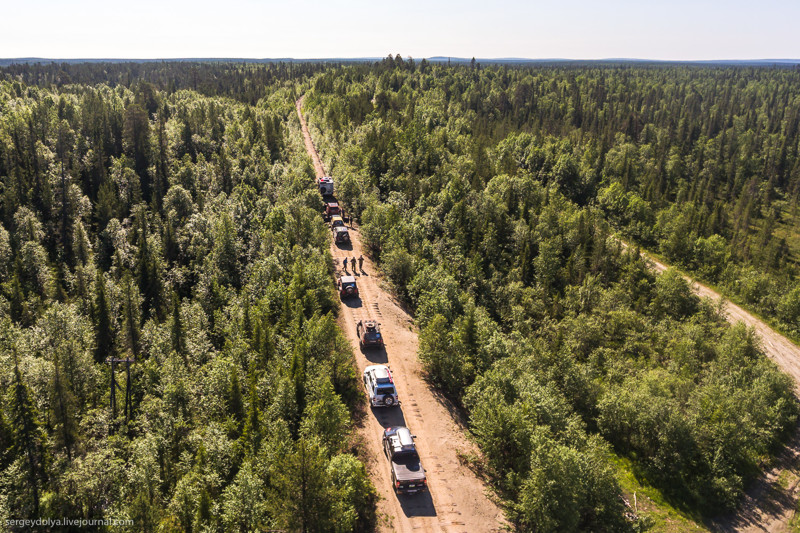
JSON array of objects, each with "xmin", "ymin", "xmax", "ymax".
[
  {"xmin": 634, "ymin": 248, "xmax": 800, "ymax": 532},
  {"xmin": 296, "ymin": 98, "xmax": 507, "ymax": 533}
]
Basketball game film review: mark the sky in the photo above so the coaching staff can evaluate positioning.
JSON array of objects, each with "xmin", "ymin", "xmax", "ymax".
[{"xmin": 3, "ymin": 0, "xmax": 800, "ymax": 60}]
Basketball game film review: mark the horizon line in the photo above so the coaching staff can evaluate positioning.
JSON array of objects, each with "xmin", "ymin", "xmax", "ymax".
[{"xmin": 1, "ymin": 56, "xmax": 800, "ymax": 64}]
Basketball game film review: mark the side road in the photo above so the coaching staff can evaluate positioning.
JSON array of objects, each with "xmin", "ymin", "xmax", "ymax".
[
  {"xmin": 296, "ymin": 97, "xmax": 507, "ymax": 533},
  {"xmin": 632, "ymin": 245, "xmax": 800, "ymax": 532}
]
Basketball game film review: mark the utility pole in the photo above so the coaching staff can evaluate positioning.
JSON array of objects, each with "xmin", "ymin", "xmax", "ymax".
[{"xmin": 106, "ymin": 356, "xmax": 134, "ymax": 434}]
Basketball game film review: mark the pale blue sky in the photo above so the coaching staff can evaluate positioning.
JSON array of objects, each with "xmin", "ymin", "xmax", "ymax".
[{"xmin": 3, "ymin": 0, "xmax": 799, "ymax": 60}]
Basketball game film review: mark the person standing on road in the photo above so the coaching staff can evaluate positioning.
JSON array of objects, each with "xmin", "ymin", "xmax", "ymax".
[
  {"xmin": 358, "ymin": 255, "xmax": 364, "ymax": 272},
  {"xmin": 342, "ymin": 257, "xmax": 348, "ymax": 272},
  {"xmin": 352, "ymin": 257, "xmax": 357, "ymax": 274}
]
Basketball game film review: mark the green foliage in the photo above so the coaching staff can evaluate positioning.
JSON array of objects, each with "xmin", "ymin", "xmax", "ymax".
[
  {"xmin": 2, "ymin": 59, "xmax": 799, "ymax": 530},
  {"xmin": 651, "ymin": 269, "xmax": 699, "ymax": 319},
  {"xmin": 304, "ymin": 60, "xmax": 800, "ymax": 527},
  {"xmin": 0, "ymin": 73, "xmax": 374, "ymax": 530},
  {"xmin": 516, "ymin": 435, "xmax": 628, "ymax": 532}
]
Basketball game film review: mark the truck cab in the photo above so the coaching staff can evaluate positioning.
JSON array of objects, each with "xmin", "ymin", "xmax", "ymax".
[{"xmin": 383, "ymin": 427, "xmax": 427, "ymax": 494}]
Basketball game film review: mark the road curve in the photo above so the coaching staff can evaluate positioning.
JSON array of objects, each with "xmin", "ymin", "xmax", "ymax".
[
  {"xmin": 296, "ymin": 97, "xmax": 507, "ymax": 533},
  {"xmin": 626, "ymin": 245, "xmax": 800, "ymax": 532}
]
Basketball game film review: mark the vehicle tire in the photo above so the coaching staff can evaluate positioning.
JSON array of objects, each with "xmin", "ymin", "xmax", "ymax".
[
  {"xmin": 346, "ymin": 287, "xmax": 354, "ymax": 295},
  {"xmin": 383, "ymin": 396, "xmax": 394, "ymax": 406}
]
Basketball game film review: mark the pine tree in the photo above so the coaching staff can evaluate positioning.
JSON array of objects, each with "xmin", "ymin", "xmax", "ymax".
[
  {"xmin": 240, "ymin": 371, "xmax": 261, "ymax": 454},
  {"xmin": 9, "ymin": 266, "xmax": 24, "ymax": 322},
  {"xmin": 269, "ymin": 437, "xmax": 332, "ymax": 532},
  {"xmin": 170, "ymin": 292, "xmax": 185, "ymax": 356},
  {"xmin": 122, "ymin": 274, "xmax": 141, "ymax": 356},
  {"xmin": 51, "ymin": 348, "xmax": 77, "ymax": 460},
  {"xmin": 196, "ymin": 488, "xmax": 212, "ymax": 528},
  {"xmin": 291, "ymin": 339, "xmax": 308, "ymax": 423},
  {"xmin": 228, "ymin": 366, "xmax": 244, "ymax": 436},
  {"xmin": 0, "ymin": 400, "xmax": 11, "ymax": 470},
  {"xmin": 242, "ymin": 296, "xmax": 252, "ymax": 343},
  {"xmin": 163, "ymin": 218, "xmax": 178, "ymax": 264},
  {"xmin": 9, "ymin": 359, "xmax": 49, "ymax": 516},
  {"xmin": 93, "ymin": 270, "xmax": 114, "ymax": 363},
  {"xmin": 136, "ymin": 216, "xmax": 163, "ymax": 320}
]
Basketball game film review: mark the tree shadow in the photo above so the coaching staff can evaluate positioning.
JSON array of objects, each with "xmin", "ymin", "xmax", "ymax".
[{"xmin": 707, "ymin": 421, "xmax": 800, "ymax": 531}]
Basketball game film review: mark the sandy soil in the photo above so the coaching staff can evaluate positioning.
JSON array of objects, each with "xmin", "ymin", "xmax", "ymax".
[{"xmin": 296, "ymin": 98, "xmax": 507, "ymax": 533}]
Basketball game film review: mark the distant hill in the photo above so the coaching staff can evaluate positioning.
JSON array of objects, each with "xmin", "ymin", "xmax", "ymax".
[
  {"xmin": 427, "ymin": 56, "xmax": 800, "ymax": 66},
  {"xmin": 1, "ymin": 57, "xmax": 800, "ymax": 67}
]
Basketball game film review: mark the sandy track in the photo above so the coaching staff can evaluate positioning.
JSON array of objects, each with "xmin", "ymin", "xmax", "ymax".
[
  {"xmin": 630, "ymin": 247, "xmax": 800, "ymax": 531},
  {"xmin": 296, "ymin": 98, "xmax": 507, "ymax": 533}
]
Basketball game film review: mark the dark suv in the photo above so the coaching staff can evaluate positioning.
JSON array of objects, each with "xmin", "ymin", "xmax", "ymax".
[{"xmin": 357, "ymin": 319, "xmax": 383, "ymax": 349}]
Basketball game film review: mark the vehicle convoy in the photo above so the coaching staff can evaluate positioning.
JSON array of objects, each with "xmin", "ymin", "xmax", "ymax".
[
  {"xmin": 357, "ymin": 319, "xmax": 383, "ymax": 349},
  {"xmin": 383, "ymin": 427, "xmax": 427, "ymax": 494},
  {"xmin": 318, "ymin": 176, "xmax": 334, "ymax": 196},
  {"xmin": 363, "ymin": 365, "xmax": 399, "ymax": 406},
  {"xmin": 337, "ymin": 275, "xmax": 358, "ymax": 298},
  {"xmin": 333, "ymin": 226, "xmax": 350, "ymax": 244}
]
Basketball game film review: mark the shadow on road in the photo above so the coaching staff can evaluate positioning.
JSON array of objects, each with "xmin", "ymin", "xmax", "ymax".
[
  {"xmin": 341, "ymin": 296, "xmax": 363, "ymax": 308},
  {"xmin": 398, "ymin": 490, "xmax": 437, "ymax": 518},
  {"xmin": 363, "ymin": 346, "xmax": 389, "ymax": 364},
  {"xmin": 371, "ymin": 405, "xmax": 407, "ymax": 429},
  {"xmin": 335, "ymin": 241, "xmax": 353, "ymax": 251}
]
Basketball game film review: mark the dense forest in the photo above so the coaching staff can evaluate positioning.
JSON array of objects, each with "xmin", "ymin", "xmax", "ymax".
[
  {"xmin": 0, "ymin": 67, "xmax": 376, "ymax": 531},
  {"xmin": 0, "ymin": 59, "xmax": 799, "ymax": 531},
  {"xmin": 302, "ymin": 57, "xmax": 800, "ymax": 529}
]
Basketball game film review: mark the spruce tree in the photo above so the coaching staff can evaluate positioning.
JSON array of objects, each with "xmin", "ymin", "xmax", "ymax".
[
  {"xmin": 122, "ymin": 274, "xmax": 141, "ymax": 356},
  {"xmin": 228, "ymin": 366, "xmax": 244, "ymax": 436},
  {"xmin": 93, "ymin": 270, "xmax": 114, "ymax": 363},
  {"xmin": 51, "ymin": 349, "xmax": 77, "ymax": 460},
  {"xmin": 170, "ymin": 292, "xmax": 185, "ymax": 356},
  {"xmin": 240, "ymin": 371, "xmax": 261, "ymax": 454},
  {"xmin": 9, "ymin": 359, "xmax": 49, "ymax": 516}
]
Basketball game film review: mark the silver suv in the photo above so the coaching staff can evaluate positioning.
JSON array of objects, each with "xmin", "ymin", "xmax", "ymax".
[{"xmin": 363, "ymin": 365, "xmax": 399, "ymax": 407}]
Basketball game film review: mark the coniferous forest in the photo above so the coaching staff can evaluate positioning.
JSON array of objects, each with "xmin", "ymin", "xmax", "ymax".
[{"xmin": 1, "ymin": 59, "xmax": 799, "ymax": 531}]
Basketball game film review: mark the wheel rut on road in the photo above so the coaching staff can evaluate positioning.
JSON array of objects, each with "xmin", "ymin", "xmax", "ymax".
[{"xmin": 296, "ymin": 97, "xmax": 506, "ymax": 533}]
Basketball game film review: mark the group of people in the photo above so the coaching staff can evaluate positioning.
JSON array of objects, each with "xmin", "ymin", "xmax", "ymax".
[{"xmin": 343, "ymin": 255, "xmax": 364, "ymax": 273}]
